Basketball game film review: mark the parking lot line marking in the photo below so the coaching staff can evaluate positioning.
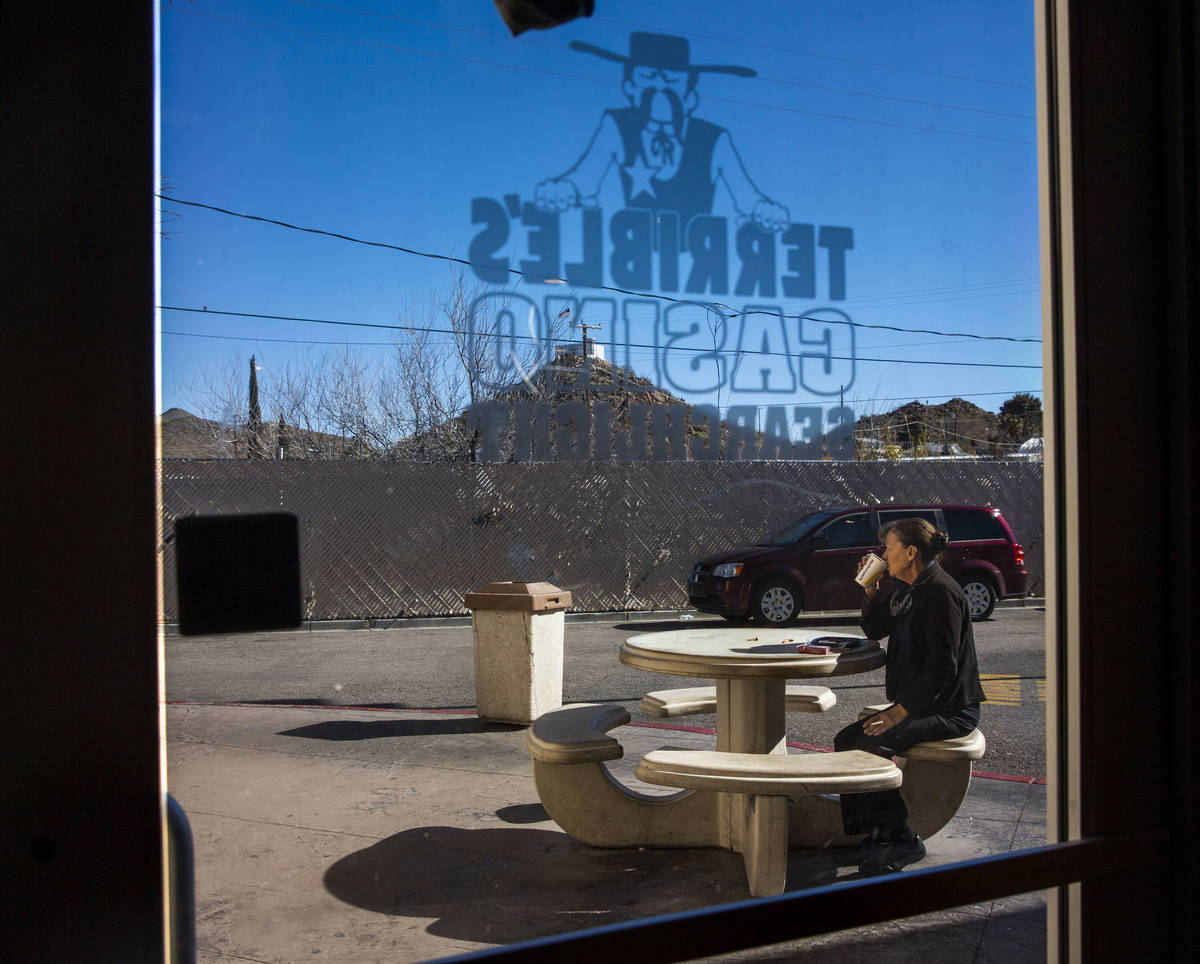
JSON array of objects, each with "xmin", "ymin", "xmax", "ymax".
[
  {"xmin": 980, "ymin": 673, "xmax": 1023, "ymax": 706},
  {"xmin": 1036, "ymin": 679, "xmax": 1047, "ymax": 703}
]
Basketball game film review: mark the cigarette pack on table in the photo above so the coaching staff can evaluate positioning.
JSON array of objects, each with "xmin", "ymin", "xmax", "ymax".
[
  {"xmin": 814, "ymin": 636, "xmax": 868, "ymax": 651},
  {"xmin": 796, "ymin": 644, "xmax": 830, "ymax": 655}
]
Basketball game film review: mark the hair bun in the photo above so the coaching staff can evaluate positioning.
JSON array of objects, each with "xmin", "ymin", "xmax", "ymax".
[{"xmin": 931, "ymin": 531, "xmax": 949, "ymax": 554}]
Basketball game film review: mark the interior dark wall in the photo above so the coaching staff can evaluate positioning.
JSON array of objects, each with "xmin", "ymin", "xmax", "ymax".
[
  {"xmin": 1, "ymin": 6, "xmax": 162, "ymax": 961},
  {"xmin": 1060, "ymin": 0, "xmax": 1198, "ymax": 957}
]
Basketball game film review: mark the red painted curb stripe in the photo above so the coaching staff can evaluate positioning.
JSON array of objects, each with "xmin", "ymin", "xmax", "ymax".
[{"xmin": 971, "ymin": 770, "xmax": 1042, "ymax": 785}]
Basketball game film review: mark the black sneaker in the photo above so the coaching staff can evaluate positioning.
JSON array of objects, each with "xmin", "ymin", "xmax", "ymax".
[
  {"xmin": 833, "ymin": 829, "xmax": 889, "ymax": 867},
  {"xmin": 859, "ymin": 834, "xmax": 926, "ymax": 874}
]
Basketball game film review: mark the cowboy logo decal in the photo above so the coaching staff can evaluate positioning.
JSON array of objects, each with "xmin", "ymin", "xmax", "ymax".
[
  {"xmin": 535, "ymin": 32, "xmax": 789, "ymax": 244},
  {"xmin": 464, "ymin": 31, "xmax": 858, "ymax": 461}
]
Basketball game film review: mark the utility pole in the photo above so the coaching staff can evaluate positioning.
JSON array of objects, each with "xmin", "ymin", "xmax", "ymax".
[
  {"xmin": 577, "ymin": 321, "xmax": 601, "ymax": 461},
  {"xmin": 578, "ymin": 321, "xmax": 602, "ymax": 359},
  {"xmin": 839, "ymin": 385, "xmax": 845, "ymax": 460}
]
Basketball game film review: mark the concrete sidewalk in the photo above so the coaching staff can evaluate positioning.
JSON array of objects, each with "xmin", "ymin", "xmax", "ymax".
[{"xmin": 167, "ymin": 702, "xmax": 1047, "ymax": 963}]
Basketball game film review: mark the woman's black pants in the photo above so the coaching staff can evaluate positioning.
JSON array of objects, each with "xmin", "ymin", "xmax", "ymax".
[{"xmin": 834, "ymin": 703, "xmax": 981, "ymax": 836}]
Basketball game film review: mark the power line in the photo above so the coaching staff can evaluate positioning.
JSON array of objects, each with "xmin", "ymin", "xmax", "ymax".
[
  {"xmin": 757, "ymin": 75, "xmax": 1033, "ymax": 121},
  {"xmin": 159, "ymin": 325, "xmax": 1037, "ymax": 361},
  {"xmin": 285, "ymin": 0, "xmax": 1036, "ymax": 120},
  {"xmin": 689, "ymin": 90, "xmax": 1033, "ymax": 145},
  {"xmin": 591, "ymin": 15, "xmax": 1036, "ymax": 92},
  {"xmin": 841, "ymin": 286, "xmax": 1040, "ymax": 314},
  {"xmin": 850, "ymin": 389, "xmax": 1041, "ymax": 407},
  {"xmin": 159, "ymin": 305, "xmax": 1040, "ymax": 370},
  {"xmin": 162, "ymin": 328, "xmax": 1041, "ymax": 384},
  {"xmin": 162, "ymin": 329, "xmax": 397, "ymax": 348},
  {"xmin": 845, "ymin": 277, "xmax": 1040, "ymax": 300},
  {"xmin": 161, "ymin": 328, "xmax": 1041, "ymax": 412},
  {"xmin": 854, "ymin": 417, "xmax": 1039, "ymax": 449},
  {"xmin": 163, "ymin": 6, "xmax": 1034, "ymax": 145},
  {"xmin": 720, "ymin": 389, "xmax": 1044, "ymax": 411},
  {"xmin": 286, "ymin": 0, "xmax": 1031, "ymax": 93},
  {"xmin": 156, "ymin": 195, "xmax": 1042, "ymax": 344}
]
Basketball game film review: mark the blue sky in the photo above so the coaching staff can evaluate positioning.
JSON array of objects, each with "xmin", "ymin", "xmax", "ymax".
[{"xmin": 158, "ymin": 0, "xmax": 1041, "ymax": 428}]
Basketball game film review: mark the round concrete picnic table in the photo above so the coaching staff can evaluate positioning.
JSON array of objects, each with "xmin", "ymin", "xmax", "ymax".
[
  {"xmin": 621, "ymin": 627, "xmax": 884, "ymax": 755},
  {"xmin": 620, "ymin": 626, "xmax": 885, "ymax": 855}
]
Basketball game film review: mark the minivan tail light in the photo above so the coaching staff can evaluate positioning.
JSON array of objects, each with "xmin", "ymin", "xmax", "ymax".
[{"xmin": 1013, "ymin": 543, "xmax": 1025, "ymax": 565}]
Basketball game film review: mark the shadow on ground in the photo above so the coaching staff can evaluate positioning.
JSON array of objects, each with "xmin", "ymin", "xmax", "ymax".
[
  {"xmin": 278, "ymin": 718, "xmax": 523, "ymax": 741},
  {"xmin": 323, "ymin": 826, "xmax": 846, "ymax": 945},
  {"xmin": 495, "ymin": 803, "xmax": 550, "ymax": 824}
]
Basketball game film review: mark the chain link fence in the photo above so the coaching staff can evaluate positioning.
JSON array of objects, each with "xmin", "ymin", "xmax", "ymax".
[{"xmin": 161, "ymin": 460, "xmax": 1043, "ymax": 622}]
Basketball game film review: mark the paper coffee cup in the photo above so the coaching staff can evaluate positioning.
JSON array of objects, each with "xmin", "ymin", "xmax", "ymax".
[{"xmin": 855, "ymin": 554, "xmax": 887, "ymax": 587}]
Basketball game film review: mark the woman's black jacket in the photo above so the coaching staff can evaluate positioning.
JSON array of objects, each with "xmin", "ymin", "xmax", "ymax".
[{"xmin": 860, "ymin": 560, "xmax": 986, "ymax": 717}]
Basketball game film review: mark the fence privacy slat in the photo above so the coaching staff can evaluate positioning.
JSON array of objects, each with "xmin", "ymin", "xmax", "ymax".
[{"xmin": 161, "ymin": 461, "xmax": 1043, "ymax": 621}]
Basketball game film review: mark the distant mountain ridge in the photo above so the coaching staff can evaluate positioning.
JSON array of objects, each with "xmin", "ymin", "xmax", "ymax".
[
  {"xmin": 158, "ymin": 407, "xmax": 348, "ymax": 459},
  {"xmin": 853, "ymin": 398, "xmax": 1010, "ymax": 455},
  {"xmin": 159, "ymin": 408, "xmax": 230, "ymax": 459},
  {"xmin": 162, "ymin": 373, "xmax": 1018, "ymax": 460}
]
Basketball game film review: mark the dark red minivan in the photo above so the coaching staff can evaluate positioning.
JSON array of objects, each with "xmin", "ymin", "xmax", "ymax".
[{"xmin": 687, "ymin": 504, "xmax": 1029, "ymax": 624}]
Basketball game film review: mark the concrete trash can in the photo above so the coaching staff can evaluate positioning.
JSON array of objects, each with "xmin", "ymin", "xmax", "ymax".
[{"xmin": 464, "ymin": 581, "xmax": 573, "ymax": 725}]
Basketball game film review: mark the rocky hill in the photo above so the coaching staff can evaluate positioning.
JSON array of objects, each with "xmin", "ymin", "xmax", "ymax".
[
  {"xmin": 854, "ymin": 398, "xmax": 1010, "ymax": 455},
  {"xmin": 388, "ymin": 351, "xmax": 712, "ymax": 461},
  {"xmin": 159, "ymin": 408, "xmax": 350, "ymax": 459},
  {"xmin": 163, "ymin": 363, "xmax": 1016, "ymax": 461},
  {"xmin": 159, "ymin": 408, "xmax": 232, "ymax": 459}
]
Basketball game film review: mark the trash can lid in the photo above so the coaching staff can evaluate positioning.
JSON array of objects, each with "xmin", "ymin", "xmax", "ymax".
[{"xmin": 464, "ymin": 581, "xmax": 573, "ymax": 612}]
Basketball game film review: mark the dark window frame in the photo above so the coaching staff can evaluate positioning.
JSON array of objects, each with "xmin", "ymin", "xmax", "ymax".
[
  {"xmin": 876, "ymin": 508, "xmax": 942, "ymax": 534},
  {"xmin": 814, "ymin": 512, "xmax": 874, "ymax": 548},
  {"xmin": 943, "ymin": 508, "xmax": 1008, "ymax": 543},
  {"xmin": 7, "ymin": 0, "xmax": 1195, "ymax": 959}
]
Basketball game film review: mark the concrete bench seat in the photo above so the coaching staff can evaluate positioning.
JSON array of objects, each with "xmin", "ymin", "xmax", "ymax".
[
  {"xmin": 797, "ymin": 703, "xmax": 986, "ymax": 847},
  {"xmin": 856, "ymin": 704, "xmax": 987, "ymax": 760},
  {"xmin": 634, "ymin": 748, "xmax": 901, "ymax": 796},
  {"xmin": 525, "ymin": 702, "xmax": 629, "ymax": 765},
  {"xmin": 640, "ymin": 684, "xmax": 835, "ymax": 718},
  {"xmin": 525, "ymin": 703, "xmax": 721, "ymax": 850},
  {"xmin": 636, "ymin": 748, "xmax": 901, "ymax": 897},
  {"xmin": 904, "ymin": 729, "xmax": 986, "ymax": 761}
]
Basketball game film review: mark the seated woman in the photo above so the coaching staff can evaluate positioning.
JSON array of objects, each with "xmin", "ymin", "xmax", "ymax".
[{"xmin": 835, "ymin": 517, "xmax": 986, "ymax": 874}]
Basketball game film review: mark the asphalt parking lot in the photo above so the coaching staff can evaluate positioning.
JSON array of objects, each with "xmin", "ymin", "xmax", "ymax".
[{"xmin": 166, "ymin": 604, "xmax": 1046, "ymax": 778}]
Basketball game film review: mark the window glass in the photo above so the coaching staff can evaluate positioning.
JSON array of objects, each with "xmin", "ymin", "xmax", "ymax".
[
  {"xmin": 159, "ymin": 1, "xmax": 1046, "ymax": 954},
  {"xmin": 944, "ymin": 508, "xmax": 1007, "ymax": 541},
  {"xmin": 818, "ymin": 513, "xmax": 874, "ymax": 548},
  {"xmin": 879, "ymin": 508, "xmax": 939, "ymax": 531},
  {"xmin": 762, "ymin": 510, "xmax": 838, "ymax": 545}
]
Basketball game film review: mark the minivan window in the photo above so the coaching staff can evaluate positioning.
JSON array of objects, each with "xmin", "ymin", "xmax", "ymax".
[
  {"xmin": 944, "ymin": 508, "xmax": 1007, "ymax": 542},
  {"xmin": 816, "ymin": 513, "xmax": 874, "ymax": 548},
  {"xmin": 760, "ymin": 510, "xmax": 838, "ymax": 546},
  {"xmin": 878, "ymin": 509, "xmax": 939, "ymax": 532}
]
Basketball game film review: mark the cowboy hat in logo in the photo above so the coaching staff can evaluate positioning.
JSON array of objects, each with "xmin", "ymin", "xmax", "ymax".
[{"xmin": 534, "ymin": 31, "xmax": 789, "ymax": 248}]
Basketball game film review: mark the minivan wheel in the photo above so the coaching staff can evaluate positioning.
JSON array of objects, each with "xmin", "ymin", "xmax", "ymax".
[
  {"xmin": 750, "ymin": 579, "xmax": 801, "ymax": 626},
  {"xmin": 961, "ymin": 578, "xmax": 997, "ymax": 620}
]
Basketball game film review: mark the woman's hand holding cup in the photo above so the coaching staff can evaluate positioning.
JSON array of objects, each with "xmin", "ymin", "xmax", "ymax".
[{"xmin": 856, "ymin": 553, "xmax": 887, "ymax": 598}]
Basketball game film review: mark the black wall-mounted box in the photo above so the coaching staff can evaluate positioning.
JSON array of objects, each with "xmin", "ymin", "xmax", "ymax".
[{"xmin": 175, "ymin": 513, "xmax": 302, "ymax": 635}]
